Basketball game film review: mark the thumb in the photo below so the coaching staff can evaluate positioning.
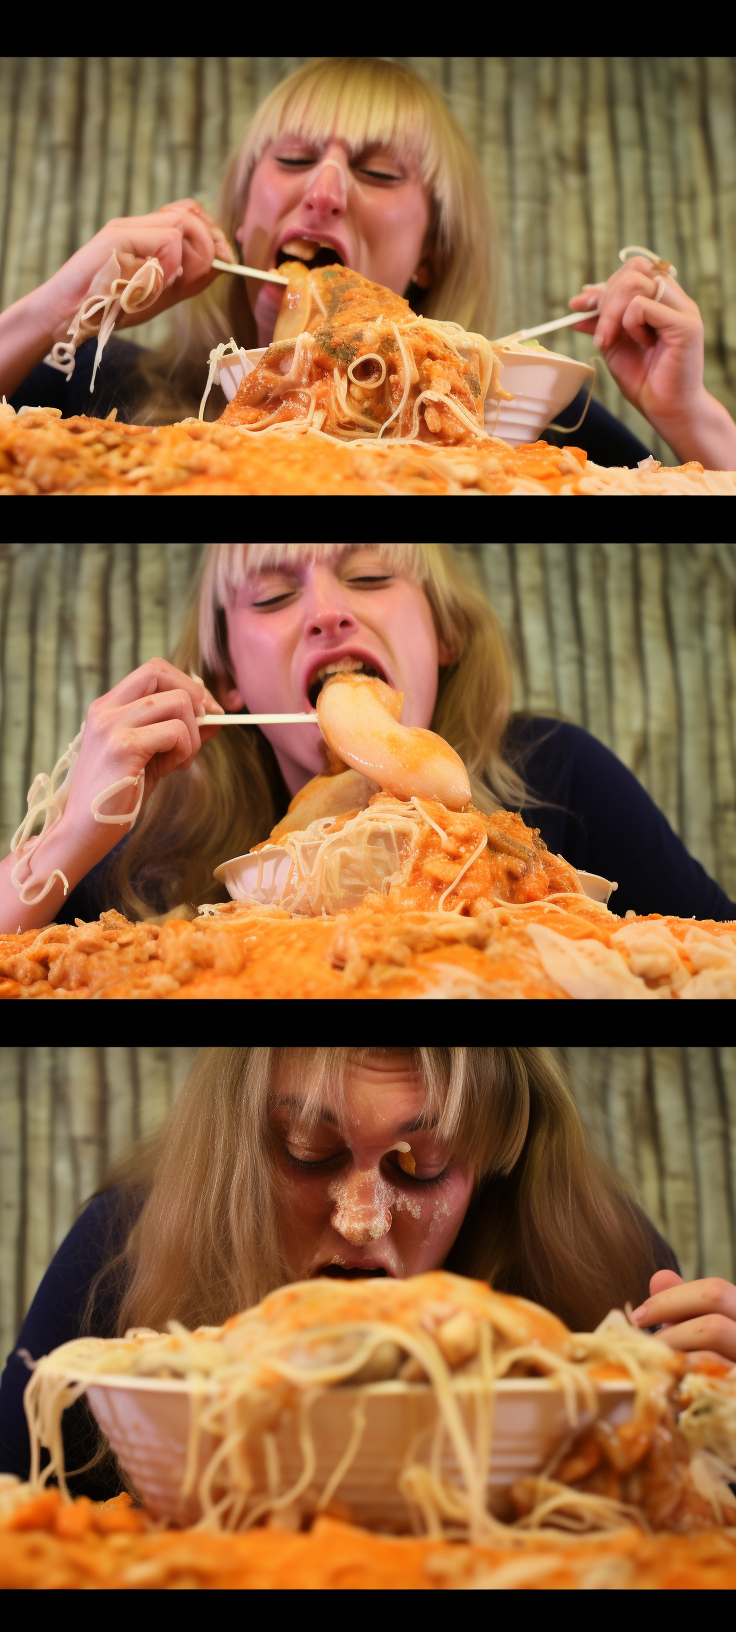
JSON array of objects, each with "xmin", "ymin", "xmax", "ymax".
[{"xmin": 649, "ymin": 1269, "xmax": 683, "ymax": 1296}]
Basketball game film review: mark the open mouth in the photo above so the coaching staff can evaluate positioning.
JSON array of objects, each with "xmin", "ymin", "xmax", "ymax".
[
  {"xmin": 276, "ymin": 238, "xmax": 345, "ymax": 272},
  {"xmin": 307, "ymin": 657, "xmax": 388, "ymax": 711},
  {"xmin": 314, "ymin": 1265, "xmax": 390, "ymax": 1279}
]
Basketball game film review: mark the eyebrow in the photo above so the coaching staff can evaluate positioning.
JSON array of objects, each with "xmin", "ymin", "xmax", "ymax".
[{"xmin": 270, "ymin": 1096, "xmax": 438, "ymax": 1135}]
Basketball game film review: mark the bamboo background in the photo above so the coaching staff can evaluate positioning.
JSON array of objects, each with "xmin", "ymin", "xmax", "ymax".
[
  {"xmin": 1, "ymin": 1046, "xmax": 734, "ymax": 1361},
  {"xmin": 2, "ymin": 542, "xmax": 735, "ymax": 900},
  {"xmin": 1, "ymin": 58, "xmax": 735, "ymax": 461}
]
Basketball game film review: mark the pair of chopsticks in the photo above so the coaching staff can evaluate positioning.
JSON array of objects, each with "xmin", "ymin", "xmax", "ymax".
[
  {"xmin": 214, "ymin": 254, "xmax": 596, "ymax": 344},
  {"xmin": 196, "ymin": 713, "xmax": 316, "ymax": 725},
  {"xmin": 493, "ymin": 246, "xmax": 678, "ymax": 347},
  {"xmin": 212, "ymin": 259, "xmax": 288, "ymax": 286}
]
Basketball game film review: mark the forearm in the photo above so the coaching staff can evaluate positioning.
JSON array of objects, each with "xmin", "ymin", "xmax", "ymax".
[
  {"xmin": 0, "ymin": 284, "xmax": 65, "ymax": 401},
  {"xmin": 648, "ymin": 389, "xmax": 736, "ymax": 470},
  {"xmin": 0, "ymin": 819, "xmax": 114, "ymax": 934}
]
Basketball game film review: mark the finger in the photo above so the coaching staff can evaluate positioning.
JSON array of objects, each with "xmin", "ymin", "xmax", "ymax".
[
  {"xmin": 621, "ymin": 295, "xmax": 702, "ymax": 352},
  {"xmin": 652, "ymin": 1313, "xmax": 736, "ymax": 1364},
  {"xmin": 150, "ymin": 204, "xmax": 230, "ymax": 274},
  {"xmin": 632, "ymin": 1276, "xmax": 736, "ymax": 1328},
  {"xmin": 119, "ymin": 718, "xmax": 195, "ymax": 771},
  {"xmin": 112, "ymin": 689, "xmax": 205, "ymax": 760},
  {"xmin": 593, "ymin": 271, "xmax": 661, "ymax": 350},
  {"xmin": 100, "ymin": 660, "xmax": 215, "ymax": 713},
  {"xmin": 649, "ymin": 1270, "xmax": 683, "ymax": 1297}
]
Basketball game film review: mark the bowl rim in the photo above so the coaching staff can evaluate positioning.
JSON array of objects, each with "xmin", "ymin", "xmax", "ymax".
[
  {"xmin": 495, "ymin": 348, "xmax": 595, "ymax": 376},
  {"xmin": 65, "ymin": 1369, "xmax": 635, "ymax": 1399}
]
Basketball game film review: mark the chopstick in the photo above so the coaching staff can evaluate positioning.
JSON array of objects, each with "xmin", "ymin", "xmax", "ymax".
[
  {"xmin": 211, "ymin": 259, "xmax": 288, "ymax": 286},
  {"xmin": 196, "ymin": 713, "xmax": 317, "ymax": 725},
  {"xmin": 493, "ymin": 306, "xmax": 601, "ymax": 346}
]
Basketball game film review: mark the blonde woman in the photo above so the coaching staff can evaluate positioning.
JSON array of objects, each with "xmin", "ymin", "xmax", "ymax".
[
  {"xmin": 1, "ymin": 543, "xmax": 734, "ymax": 934},
  {"xmin": 3, "ymin": 1045, "xmax": 733, "ymax": 1502},
  {"xmin": 3, "ymin": 57, "xmax": 734, "ymax": 466}
]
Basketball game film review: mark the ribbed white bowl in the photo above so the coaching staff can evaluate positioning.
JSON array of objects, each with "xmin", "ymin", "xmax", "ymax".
[
  {"xmin": 216, "ymin": 346, "xmax": 593, "ymax": 450},
  {"xmin": 213, "ymin": 850, "xmax": 617, "ymax": 912},
  {"xmin": 489, "ymin": 351, "xmax": 595, "ymax": 446},
  {"xmin": 82, "ymin": 1375, "xmax": 634, "ymax": 1529}
]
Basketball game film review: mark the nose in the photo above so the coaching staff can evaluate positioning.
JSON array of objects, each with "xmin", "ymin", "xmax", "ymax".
[
  {"xmin": 302, "ymin": 568, "xmax": 360, "ymax": 641},
  {"xmin": 330, "ymin": 1172, "xmax": 392, "ymax": 1246},
  {"xmin": 301, "ymin": 147, "xmax": 349, "ymax": 219}
]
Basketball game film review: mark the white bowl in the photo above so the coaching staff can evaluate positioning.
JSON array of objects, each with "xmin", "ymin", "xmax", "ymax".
[
  {"xmin": 216, "ymin": 345, "xmax": 593, "ymax": 449},
  {"xmin": 213, "ymin": 849, "xmax": 617, "ymax": 913},
  {"xmin": 83, "ymin": 1373, "xmax": 634, "ymax": 1529},
  {"xmin": 489, "ymin": 350, "xmax": 595, "ymax": 447}
]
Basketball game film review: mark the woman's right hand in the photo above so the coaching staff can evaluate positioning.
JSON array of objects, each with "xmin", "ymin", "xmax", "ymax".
[
  {"xmin": 62, "ymin": 659, "xmax": 225, "ymax": 839},
  {"xmin": 0, "ymin": 661, "xmax": 224, "ymax": 933},
  {"xmin": 32, "ymin": 200, "xmax": 234, "ymax": 339}
]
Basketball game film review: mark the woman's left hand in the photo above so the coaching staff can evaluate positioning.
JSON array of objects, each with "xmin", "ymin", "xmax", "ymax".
[
  {"xmin": 630, "ymin": 1269, "xmax": 736, "ymax": 1365},
  {"xmin": 568, "ymin": 258, "xmax": 707, "ymax": 442}
]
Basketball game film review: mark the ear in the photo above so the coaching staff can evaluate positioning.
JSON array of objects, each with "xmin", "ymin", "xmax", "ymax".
[
  {"xmin": 411, "ymin": 259, "xmax": 432, "ymax": 290},
  {"xmin": 437, "ymin": 637, "xmax": 456, "ymax": 668},
  {"xmin": 216, "ymin": 677, "xmax": 245, "ymax": 711}
]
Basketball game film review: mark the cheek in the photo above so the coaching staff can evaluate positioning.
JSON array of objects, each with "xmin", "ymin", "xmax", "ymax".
[{"xmin": 277, "ymin": 1169, "xmax": 332, "ymax": 1224}]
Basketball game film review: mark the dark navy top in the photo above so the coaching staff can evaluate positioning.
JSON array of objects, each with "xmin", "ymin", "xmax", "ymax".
[
  {"xmin": 0, "ymin": 1187, "xmax": 681, "ymax": 1501},
  {"xmin": 54, "ymin": 716, "xmax": 736, "ymax": 927},
  {"xmin": 11, "ymin": 339, "xmax": 652, "ymax": 465}
]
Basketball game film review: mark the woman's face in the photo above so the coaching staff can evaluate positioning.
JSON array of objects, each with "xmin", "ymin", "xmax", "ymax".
[
  {"xmin": 236, "ymin": 135, "xmax": 433, "ymax": 347},
  {"xmin": 221, "ymin": 546, "xmax": 453, "ymax": 797},
  {"xmin": 269, "ymin": 1053, "xmax": 474, "ymax": 1282}
]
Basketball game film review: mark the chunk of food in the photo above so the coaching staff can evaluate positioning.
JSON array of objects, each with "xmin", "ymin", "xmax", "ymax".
[{"xmin": 219, "ymin": 262, "xmax": 502, "ymax": 443}]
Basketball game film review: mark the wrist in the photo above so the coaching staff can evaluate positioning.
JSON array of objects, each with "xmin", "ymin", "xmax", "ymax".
[
  {"xmin": 646, "ymin": 388, "xmax": 736, "ymax": 469},
  {"xmin": 0, "ymin": 282, "xmax": 70, "ymax": 400}
]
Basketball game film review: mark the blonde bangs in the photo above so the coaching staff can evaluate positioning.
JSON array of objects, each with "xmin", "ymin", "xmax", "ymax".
[
  {"xmin": 238, "ymin": 58, "xmax": 455, "ymax": 221},
  {"xmin": 282, "ymin": 1047, "xmax": 530, "ymax": 1183}
]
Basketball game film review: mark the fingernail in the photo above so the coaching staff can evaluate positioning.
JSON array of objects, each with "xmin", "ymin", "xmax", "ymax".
[
  {"xmin": 176, "ymin": 265, "xmax": 184, "ymax": 279},
  {"xmin": 630, "ymin": 1304, "xmax": 647, "ymax": 1323},
  {"xmin": 582, "ymin": 293, "xmax": 599, "ymax": 309},
  {"xmin": 593, "ymin": 325, "xmax": 605, "ymax": 348}
]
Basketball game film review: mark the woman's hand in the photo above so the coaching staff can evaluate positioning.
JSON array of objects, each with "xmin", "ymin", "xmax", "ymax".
[
  {"xmin": 0, "ymin": 200, "xmax": 235, "ymax": 400},
  {"xmin": 569, "ymin": 257, "xmax": 706, "ymax": 428},
  {"xmin": 62, "ymin": 659, "xmax": 224, "ymax": 836},
  {"xmin": 0, "ymin": 661, "xmax": 224, "ymax": 933},
  {"xmin": 631, "ymin": 1269, "xmax": 736, "ymax": 1365},
  {"xmin": 36, "ymin": 200, "xmax": 233, "ymax": 336},
  {"xmin": 569, "ymin": 259, "xmax": 736, "ymax": 468}
]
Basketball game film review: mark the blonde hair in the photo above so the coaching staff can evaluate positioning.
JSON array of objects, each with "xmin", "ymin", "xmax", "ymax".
[
  {"xmin": 88, "ymin": 1048, "xmax": 659, "ymax": 1337},
  {"xmin": 133, "ymin": 58, "xmax": 499, "ymax": 425},
  {"xmin": 104, "ymin": 543, "xmax": 528, "ymax": 920}
]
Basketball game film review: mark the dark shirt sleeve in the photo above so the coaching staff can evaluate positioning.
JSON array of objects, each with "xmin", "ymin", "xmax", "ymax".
[
  {"xmin": 506, "ymin": 715, "xmax": 736, "ymax": 921},
  {"xmin": 9, "ymin": 337, "xmax": 146, "ymax": 424},
  {"xmin": 0, "ymin": 1190, "xmax": 131, "ymax": 1499},
  {"xmin": 543, "ymin": 393, "xmax": 653, "ymax": 467},
  {"xmin": 55, "ymin": 836, "xmax": 132, "ymax": 925}
]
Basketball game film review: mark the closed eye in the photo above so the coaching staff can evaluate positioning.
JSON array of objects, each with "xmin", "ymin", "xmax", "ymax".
[
  {"xmin": 275, "ymin": 157, "xmax": 402, "ymax": 182},
  {"xmin": 251, "ymin": 576, "xmax": 392, "ymax": 607},
  {"xmin": 285, "ymin": 1148, "xmax": 343, "ymax": 1172}
]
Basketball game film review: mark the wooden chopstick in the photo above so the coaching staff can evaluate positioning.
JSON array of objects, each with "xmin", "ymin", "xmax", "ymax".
[
  {"xmin": 211, "ymin": 259, "xmax": 288, "ymax": 286},
  {"xmin": 196, "ymin": 712, "xmax": 317, "ymax": 725},
  {"xmin": 493, "ymin": 307, "xmax": 601, "ymax": 346}
]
